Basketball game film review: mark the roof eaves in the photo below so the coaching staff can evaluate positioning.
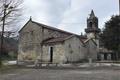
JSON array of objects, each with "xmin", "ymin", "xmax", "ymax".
[
  {"xmin": 84, "ymin": 38, "xmax": 97, "ymax": 46},
  {"xmin": 19, "ymin": 19, "xmax": 32, "ymax": 33}
]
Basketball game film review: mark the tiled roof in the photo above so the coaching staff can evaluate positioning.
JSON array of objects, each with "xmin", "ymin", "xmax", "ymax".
[
  {"xmin": 42, "ymin": 35, "xmax": 86, "ymax": 45},
  {"xmin": 32, "ymin": 21, "xmax": 80, "ymax": 36},
  {"xmin": 43, "ymin": 37, "xmax": 66, "ymax": 44},
  {"xmin": 84, "ymin": 38, "xmax": 97, "ymax": 46},
  {"xmin": 19, "ymin": 19, "xmax": 81, "ymax": 37}
]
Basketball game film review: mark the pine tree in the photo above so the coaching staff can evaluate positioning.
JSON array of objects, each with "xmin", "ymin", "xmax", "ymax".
[{"xmin": 101, "ymin": 15, "xmax": 120, "ymax": 59}]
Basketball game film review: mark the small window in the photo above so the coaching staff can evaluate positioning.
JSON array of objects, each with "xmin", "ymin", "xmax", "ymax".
[{"xmin": 89, "ymin": 22, "xmax": 92, "ymax": 28}]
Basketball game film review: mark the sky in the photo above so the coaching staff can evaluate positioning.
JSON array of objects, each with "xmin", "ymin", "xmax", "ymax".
[{"xmin": 20, "ymin": 0, "xmax": 119, "ymax": 34}]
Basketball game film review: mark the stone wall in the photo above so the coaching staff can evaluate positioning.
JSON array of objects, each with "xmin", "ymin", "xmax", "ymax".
[
  {"xmin": 64, "ymin": 36, "xmax": 87, "ymax": 62},
  {"xmin": 18, "ymin": 21, "xmax": 42, "ymax": 61},
  {"xmin": 42, "ymin": 43, "xmax": 66, "ymax": 63},
  {"xmin": 85, "ymin": 39, "xmax": 97, "ymax": 60},
  {"xmin": 18, "ymin": 21, "xmax": 70, "ymax": 61},
  {"xmin": 43, "ymin": 28, "xmax": 70, "ymax": 40}
]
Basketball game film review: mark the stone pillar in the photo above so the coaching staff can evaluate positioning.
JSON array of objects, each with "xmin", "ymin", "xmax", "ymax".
[
  {"xmin": 101, "ymin": 54, "xmax": 104, "ymax": 61},
  {"xmin": 88, "ymin": 58, "xmax": 92, "ymax": 64},
  {"xmin": 107, "ymin": 54, "xmax": 111, "ymax": 60}
]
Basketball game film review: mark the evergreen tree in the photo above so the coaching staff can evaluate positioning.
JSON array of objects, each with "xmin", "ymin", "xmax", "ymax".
[{"xmin": 101, "ymin": 15, "xmax": 120, "ymax": 57}]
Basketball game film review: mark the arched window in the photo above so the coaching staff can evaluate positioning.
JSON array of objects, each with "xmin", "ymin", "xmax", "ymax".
[{"xmin": 89, "ymin": 22, "xmax": 92, "ymax": 28}]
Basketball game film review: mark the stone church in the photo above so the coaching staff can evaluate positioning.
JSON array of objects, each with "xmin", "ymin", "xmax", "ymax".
[{"xmin": 18, "ymin": 10, "xmax": 101, "ymax": 64}]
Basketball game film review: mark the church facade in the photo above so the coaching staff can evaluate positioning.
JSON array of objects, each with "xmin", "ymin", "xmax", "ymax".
[{"xmin": 18, "ymin": 10, "xmax": 101, "ymax": 64}]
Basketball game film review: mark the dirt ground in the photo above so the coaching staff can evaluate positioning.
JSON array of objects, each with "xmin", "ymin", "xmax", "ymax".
[{"xmin": 0, "ymin": 66, "xmax": 120, "ymax": 80}]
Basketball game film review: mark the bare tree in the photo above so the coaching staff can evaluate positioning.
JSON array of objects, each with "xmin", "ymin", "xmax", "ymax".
[
  {"xmin": 0, "ymin": 0, "xmax": 23, "ymax": 30},
  {"xmin": 0, "ymin": 0, "xmax": 23, "ymax": 67}
]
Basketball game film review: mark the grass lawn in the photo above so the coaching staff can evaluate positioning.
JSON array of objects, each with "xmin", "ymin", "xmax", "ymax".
[{"xmin": 0, "ymin": 65, "xmax": 19, "ymax": 74}]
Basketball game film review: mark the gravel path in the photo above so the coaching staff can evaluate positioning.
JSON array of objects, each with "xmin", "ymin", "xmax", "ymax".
[{"xmin": 0, "ymin": 67, "xmax": 120, "ymax": 80}]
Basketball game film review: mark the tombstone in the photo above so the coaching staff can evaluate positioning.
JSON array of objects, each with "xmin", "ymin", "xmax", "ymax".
[
  {"xmin": 107, "ymin": 54, "xmax": 111, "ymax": 60},
  {"xmin": 89, "ymin": 58, "xmax": 92, "ymax": 64},
  {"xmin": 101, "ymin": 54, "xmax": 104, "ymax": 61}
]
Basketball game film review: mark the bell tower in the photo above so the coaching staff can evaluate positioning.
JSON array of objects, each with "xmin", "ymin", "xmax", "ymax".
[{"xmin": 85, "ymin": 10, "xmax": 101, "ymax": 39}]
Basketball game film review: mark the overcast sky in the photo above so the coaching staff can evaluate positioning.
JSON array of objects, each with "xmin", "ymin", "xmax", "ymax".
[{"xmin": 20, "ymin": 0, "xmax": 119, "ymax": 34}]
